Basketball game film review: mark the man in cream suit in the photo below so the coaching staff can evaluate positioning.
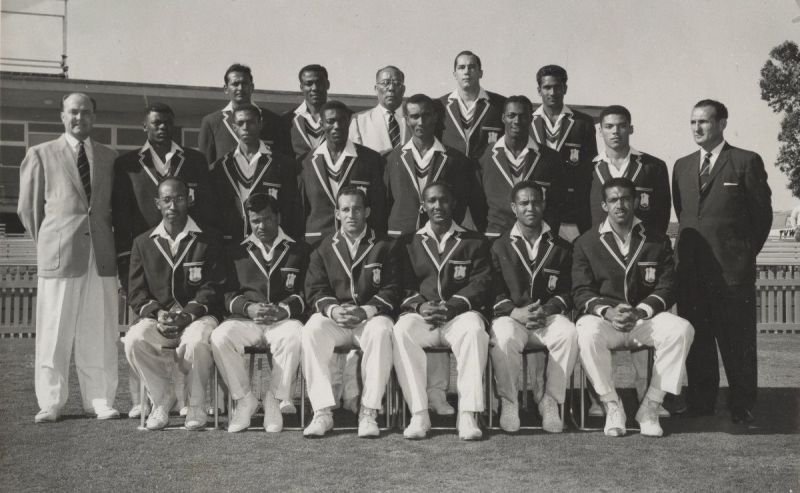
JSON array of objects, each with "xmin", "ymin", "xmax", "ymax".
[
  {"xmin": 18, "ymin": 93, "xmax": 120, "ymax": 423},
  {"xmin": 349, "ymin": 65, "xmax": 408, "ymax": 156}
]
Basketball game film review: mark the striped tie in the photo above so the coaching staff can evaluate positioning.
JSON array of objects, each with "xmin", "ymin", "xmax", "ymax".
[
  {"xmin": 77, "ymin": 141, "xmax": 91, "ymax": 201},
  {"xmin": 387, "ymin": 112, "xmax": 401, "ymax": 148},
  {"xmin": 699, "ymin": 152, "xmax": 712, "ymax": 191}
]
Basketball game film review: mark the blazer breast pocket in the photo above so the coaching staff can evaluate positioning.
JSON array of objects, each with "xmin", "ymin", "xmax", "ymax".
[
  {"xmin": 184, "ymin": 261, "xmax": 204, "ymax": 285},
  {"xmin": 449, "ymin": 259, "xmax": 472, "ymax": 283},
  {"xmin": 564, "ymin": 143, "xmax": 582, "ymax": 165},
  {"xmin": 637, "ymin": 261, "xmax": 658, "ymax": 286},
  {"xmin": 350, "ymin": 180, "xmax": 371, "ymax": 195},
  {"xmin": 262, "ymin": 182, "xmax": 281, "ymax": 200},
  {"xmin": 280, "ymin": 267, "xmax": 300, "ymax": 291}
]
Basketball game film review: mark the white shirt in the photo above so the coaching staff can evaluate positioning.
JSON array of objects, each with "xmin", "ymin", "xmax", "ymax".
[
  {"xmin": 294, "ymin": 101, "xmax": 321, "ymax": 129},
  {"xmin": 143, "ymin": 140, "xmax": 180, "ymax": 176},
  {"xmin": 403, "ymin": 138, "xmax": 446, "ymax": 191},
  {"xmin": 593, "ymin": 147, "xmax": 642, "ymax": 178},
  {"xmin": 150, "ymin": 217, "xmax": 202, "ymax": 256},
  {"xmin": 417, "ymin": 221, "xmax": 465, "ymax": 254},
  {"xmin": 341, "ymin": 226, "xmax": 368, "ymax": 259},
  {"xmin": 598, "ymin": 216, "xmax": 642, "ymax": 257},
  {"xmin": 313, "ymin": 140, "xmax": 358, "ymax": 197},
  {"xmin": 533, "ymin": 104, "xmax": 574, "ymax": 149},
  {"xmin": 382, "ymin": 106, "xmax": 404, "ymax": 131},
  {"xmin": 509, "ymin": 222, "xmax": 550, "ymax": 261},
  {"xmin": 64, "ymin": 133, "xmax": 94, "ymax": 169},
  {"xmin": 494, "ymin": 136, "xmax": 538, "ymax": 168},
  {"xmin": 448, "ymin": 88, "xmax": 489, "ymax": 120},
  {"xmin": 234, "ymin": 140, "xmax": 270, "ymax": 180},
  {"xmin": 246, "ymin": 227, "xmax": 293, "ymax": 263},
  {"xmin": 698, "ymin": 140, "xmax": 726, "ymax": 173}
]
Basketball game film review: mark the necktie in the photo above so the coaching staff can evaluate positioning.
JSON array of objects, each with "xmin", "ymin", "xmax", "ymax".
[
  {"xmin": 387, "ymin": 113, "xmax": 401, "ymax": 148},
  {"xmin": 699, "ymin": 152, "xmax": 712, "ymax": 191},
  {"xmin": 77, "ymin": 141, "xmax": 91, "ymax": 201}
]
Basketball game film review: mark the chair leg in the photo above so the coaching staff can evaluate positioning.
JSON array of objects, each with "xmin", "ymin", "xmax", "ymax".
[
  {"xmin": 487, "ymin": 361, "xmax": 493, "ymax": 430},
  {"xmin": 139, "ymin": 375, "xmax": 146, "ymax": 430},
  {"xmin": 580, "ymin": 362, "xmax": 586, "ymax": 430},
  {"xmin": 300, "ymin": 367, "xmax": 306, "ymax": 429},
  {"xmin": 214, "ymin": 368, "xmax": 219, "ymax": 430},
  {"xmin": 522, "ymin": 355, "xmax": 529, "ymax": 411}
]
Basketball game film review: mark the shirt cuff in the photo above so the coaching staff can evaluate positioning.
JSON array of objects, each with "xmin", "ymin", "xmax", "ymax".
[
  {"xmin": 636, "ymin": 303, "xmax": 654, "ymax": 319},
  {"xmin": 326, "ymin": 304, "xmax": 340, "ymax": 318},
  {"xmin": 595, "ymin": 305, "xmax": 612, "ymax": 318},
  {"xmin": 278, "ymin": 302, "xmax": 291, "ymax": 319},
  {"xmin": 362, "ymin": 305, "xmax": 377, "ymax": 320}
]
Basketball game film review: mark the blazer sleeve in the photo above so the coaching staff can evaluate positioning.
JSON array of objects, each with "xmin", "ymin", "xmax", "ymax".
[
  {"xmin": 638, "ymin": 237, "xmax": 676, "ymax": 316},
  {"xmin": 198, "ymin": 116, "xmax": 216, "ymax": 166},
  {"xmin": 128, "ymin": 238, "xmax": 160, "ymax": 319},
  {"xmin": 446, "ymin": 240, "xmax": 491, "ymax": 315},
  {"xmin": 744, "ymin": 153, "xmax": 773, "ymax": 253},
  {"xmin": 652, "ymin": 159, "xmax": 672, "ymax": 234},
  {"xmin": 491, "ymin": 245, "xmax": 515, "ymax": 318},
  {"xmin": 544, "ymin": 245, "xmax": 573, "ymax": 314},
  {"xmin": 304, "ymin": 247, "xmax": 338, "ymax": 315},
  {"xmin": 16, "ymin": 146, "xmax": 45, "ymax": 242}
]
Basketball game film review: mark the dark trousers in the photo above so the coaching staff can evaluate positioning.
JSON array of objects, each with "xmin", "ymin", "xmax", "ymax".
[{"xmin": 678, "ymin": 283, "xmax": 757, "ymax": 413}]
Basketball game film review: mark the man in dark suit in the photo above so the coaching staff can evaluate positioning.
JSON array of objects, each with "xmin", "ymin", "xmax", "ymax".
[
  {"xmin": 672, "ymin": 99, "xmax": 772, "ymax": 423},
  {"xmin": 437, "ymin": 51, "xmax": 505, "ymax": 159},
  {"xmin": 573, "ymin": 177, "xmax": 694, "ymax": 438},
  {"xmin": 531, "ymin": 65, "xmax": 597, "ymax": 240},
  {"xmin": 285, "ymin": 64, "xmax": 329, "ymax": 163},
  {"xmin": 199, "ymin": 63, "xmax": 289, "ymax": 164}
]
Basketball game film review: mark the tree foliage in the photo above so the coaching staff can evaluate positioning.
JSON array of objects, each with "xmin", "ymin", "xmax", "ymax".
[{"xmin": 760, "ymin": 41, "xmax": 800, "ymax": 198}]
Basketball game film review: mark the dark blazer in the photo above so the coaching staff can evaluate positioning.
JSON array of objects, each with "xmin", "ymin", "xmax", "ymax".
[
  {"xmin": 589, "ymin": 151, "xmax": 671, "ymax": 233},
  {"xmin": 531, "ymin": 108, "xmax": 597, "ymax": 232},
  {"xmin": 112, "ymin": 144, "xmax": 213, "ymax": 286},
  {"xmin": 436, "ymin": 91, "xmax": 506, "ymax": 158},
  {"xmin": 396, "ymin": 227, "xmax": 491, "ymax": 317},
  {"xmin": 199, "ymin": 105, "xmax": 290, "ymax": 164},
  {"xmin": 305, "ymin": 228, "xmax": 399, "ymax": 316},
  {"xmin": 209, "ymin": 146, "xmax": 302, "ymax": 243},
  {"xmin": 572, "ymin": 222, "xmax": 675, "ymax": 317},
  {"xmin": 224, "ymin": 235, "xmax": 310, "ymax": 319},
  {"xmin": 672, "ymin": 143, "xmax": 772, "ymax": 287},
  {"xmin": 284, "ymin": 106, "xmax": 325, "ymax": 164},
  {"xmin": 384, "ymin": 143, "xmax": 485, "ymax": 236},
  {"xmin": 299, "ymin": 144, "xmax": 387, "ymax": 246},
  {"xmin": 491, "ymin": 228, "xmax": 572, "ymax": 317},
  {"xmin": 475, "ymin": 142, "xmax": 565, "ymax": 237},
  {"xmin": 128, "ymin": 226, "xmax": 226, "ymax": 320}
]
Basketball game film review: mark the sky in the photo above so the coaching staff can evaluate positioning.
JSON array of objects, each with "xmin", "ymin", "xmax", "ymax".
[{"xmin": 2, "ymin": 0, "xmax": 800, "ymax": 211}]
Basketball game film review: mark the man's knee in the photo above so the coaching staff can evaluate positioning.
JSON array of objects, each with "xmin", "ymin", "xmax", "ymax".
[
  {"xmin": 550, "ymin": 314, "xmax": 578, "ymax": 345},
  {"xmin": 301, "ymin": 313, "xmax": 329, "ymax": 344},
  {"xmin": 124, "ymin": 319, "xmax": 157, "ymax": 353},
  {"xmin": 576, "ymin": 315, "xmax": 604, "ymax": 346}
]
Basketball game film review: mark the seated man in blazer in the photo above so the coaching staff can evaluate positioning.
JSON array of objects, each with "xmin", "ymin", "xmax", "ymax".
[
  {"xmin": 349, "ymin": 65, "xmax": 408, "ymax": 156},
  {"xmin": 392, "ymin": 181, "xmax": 492, "ymax": 441},
  {"xmin": 572, "ymin": 177, "xmax": 694, "ymax": 438},
  {"xmin": 301, "ymin": 185, "xmax": 398, "ymax": 438},
  {"xmin": 123, "ymin": 177, "xmax": 226, "ymax": 431},
  {"xmin": 211, "ymin": 193, "xmax": 310, "ymax": 433},
  {"xmin": 489, "ymin": 181, "xmax": 578, "ymax": 433}
]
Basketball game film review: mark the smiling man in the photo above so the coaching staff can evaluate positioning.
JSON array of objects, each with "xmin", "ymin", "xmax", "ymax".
[
  {"xmin": 349, "ymin": 65, "xmax": 408, "ymax": 156},
  {"xmin": 286, "ymin": 64, "xmax": 330, "ymax": 162}
]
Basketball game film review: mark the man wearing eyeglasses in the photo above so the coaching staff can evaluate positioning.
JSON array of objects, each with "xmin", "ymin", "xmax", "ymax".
[{"xmin": 349, "ymin": 66, "xmax": 408, "ymax": 156}]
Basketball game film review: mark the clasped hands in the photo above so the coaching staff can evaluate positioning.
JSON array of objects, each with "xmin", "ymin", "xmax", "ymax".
[
  {"xmin": 247, "ymin": 302, "xmax": 289, "ymax": 325},
  {"xmin": 603, "ymin": 303, "xmax": 647, "ymax": 332},
  {"xmin": 418, "ymin": 300, "xmax": 454, "ymax": 329},
  {"xmin": 330, "ymin": 304, "xmax": 368, "ymax": 328},
  {"xmin": 156, "ymin": 309, "xmax": 192, "ymax": 339},
  {"xmin": 510, "ymin": 300, "xmax": 553, "ymax": 331}
]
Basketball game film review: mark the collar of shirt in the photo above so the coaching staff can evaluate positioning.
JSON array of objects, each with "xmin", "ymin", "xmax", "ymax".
[
  {"xmin": 234, "ymin": 140, "xmax": 270, "ymax": 176},
  {"xmin": 64, "ymin": 133, "xmax": 94, "ymax": 164},
  {"xmin": 402, "ymin": 138, "xmax": 445, "ymax": 170},
  {"xmin": 533, "ymin": 104, "xmax": 574, "ymax": 133},
  {"xmin": 150, "ymin": 216, "xmax": 202, "ymax": 256},
  {"xmin": 593, "ymin": 147, "xmax": 641, "ymax": 177},
  {"xmin": 340, "ymin": 226, "xmax": 368, "ymax": 259},
  {"xmin": 246, "ymin": 227, "xmax": 293, "ymax": 263},
  {"xmin": 510, "ymin": 221, "xmax": 550, "ymax": 261},
  {"xmin": 598, "ymin": 216, "xmax": 642, "ymax": 257},
  {"xmin": 222, "ymin": 98, "xmax": 258, "ymax": 114},
  {"xmin": 417, "ymin": 220, "xmax": 466, "ymax": 254},
  {"xmin": 699, "ymin": 140, "xmax": 726, "ymax": 172},
  {"xmin": 313, "ymin": 140, "xmax": 358, "ymax": 172},
  {"xmin": 294, "ymin": 101, "xmax": 321, "ymax": 128},
  {"xmin": 494, "ymin": 135, "xmax": 538, "ymax": 166},
  {"xmin": 448, "ymin": 88, "xmax": 489, "ymax": 118},
  {"xmin": 381, "ymin": 104, "xmax": 404, "ymax": 124},
  {"xmin": 142, "ymin": 140, "xmax": 181, "ymax": 176}
]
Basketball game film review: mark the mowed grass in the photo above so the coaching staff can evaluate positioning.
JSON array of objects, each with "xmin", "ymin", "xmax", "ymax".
[{"xmin": 0, "ymin": 336, "xmax": 797, "ymax": 492}]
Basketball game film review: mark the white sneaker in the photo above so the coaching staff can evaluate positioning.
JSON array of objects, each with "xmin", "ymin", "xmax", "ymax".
[
  {"xmin": 358, "ymin": 407, "xmax": 380, "ymax": 438},
  {"xmin": 128, "ymin": 403, "xmax": 149, "ymax": 419},
  {"xmin": 457, "ymin": 412, "xmax": 482, "ymax": 441},
  {"xmin": 279, "ymin": 400, "xmax": 296, "ymax": 415},
  {"xmin": 343, "ymin": 396, "xmax": 360, "ymax": 414},
  {"xmin": 178, "ymin": 406, "xmax": 188, "ymax": 417},
  {"xmin": 146, "ymin": 405, "xmax": 171, "ymax": 430},
  {"xmin": 635, "ymin": 397, "xmax": 664, "ymax": 437},
  {"xmin": 227, "ymin": 393, "xmax": 259, "ymax": 433},
  {"xmin": 35, "ymin": 408, "xmax": 60, "ymax": 423},
  {"xmin": 91, "ymin": 404, "xmax": 120, "ymax": 420},
  {"xmin": 403, "ymin": 411, "xmax": 431, "ymax": 439},
  {"xmin": 603, "ymin": 400, "xmax": 627, "ymax": 437},
  {"xmin": 263, "ymin": 391, "xmax": 283, "ymax": 433},
  {"xmin": 303, "ymin": 411, "xmax": 333, "ymax": 437},
  {"xmin": 499, "ymin": 399, "xmax": 520, "ymax": 432},
  {"xmin": 538, "ymin": 394, "xmax": 563, "ymax": 433},
  {"xmin": 428, "ymin": 391, "xmax": 455, "ymax": 416},
  {"xmin": 185, "ymin": 405, "xmax": 207, "ymax": 430}
]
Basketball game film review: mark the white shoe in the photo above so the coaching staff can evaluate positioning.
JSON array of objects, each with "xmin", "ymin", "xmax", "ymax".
[
  {"xmin": 403, "ymin": 412, "xmax": 431, "ymax": 439},
  {"xmin": 279, "ymin": 400, "xmax": 296, "ymax": 415},
  {"xmin": 35, "ymin": 408, "xmax": 60, "ymax": 423},
  {"xmin": 603, "ymin": 400, "xmax": 627, "ymax": 437},
  {"xmin": 499, "ymin": 399, "xmax": 520, "ymax": 432},
  {"xmin": 227, "ymin": 393, "xmax": 259, "ymax": 433},
  {"xmin": 128, "ymin": 403, "xmax": 149, "ymax": 419},
  {"xmin": 457, "ymin": 412, "xmax": 482, "ymax": 441},
  {"xmin": 358, "ymin": 407, "xmax": 379, "ymax": 438},
  {"xmin": 184, "ymin": 406, "xmax": 208, "ymax": 430},
  {"xmin": 303, "ymin": 411, "xmax": 333, "ymax": 437},
  {"xmin": 657, "ymin": 404, "xmax": 670, "ymax": 418},
  {"xmin": 428, "ymin": 391, "xmax": 455, "ymax": 416},
  {"xmin": 343, "ymin": 396, "xmax": 360, "ymax": 414},
  {"xmin": 538, "ymin": 394, "xmax": 563, "ymax": 433},
  {"xmin": 635, "ymin": 397, "xmax": 664, "ymax": 437},
  {"xmin": 263, "ymin": 391, "xmax": 283, "ymax": 433},
  {"xmin": 92, "ymin": 404, "xmax": 120, "ymax": 420},
  {"xmin": 178, "ymin": 406, "xmax": 188, "ymax": 417},
  {"xmin": 146, "ymin": 405, "xmax": 171, "ymax": 431},
  {"xmin": 588, "ymin": 401, "xmax": 605, "ymax": 417}
]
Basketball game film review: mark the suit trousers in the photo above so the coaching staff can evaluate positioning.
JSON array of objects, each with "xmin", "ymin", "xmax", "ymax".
[
  {"xmin": 210, "ymin": 318, "xmax": 302, "ymax": 401},
  {"xmin": 35, "ymin": 246, "xmax": 119, "ymax": 412},
  {"xmin": 576, "ymin": 313, "xmax": 694, "ymax": 403},
  {"xmin": 124, "ymin": 316, "xmax": 216, "ymax": 407},
  {"xmin": 301, "ymin": 313, "xmax": 393, "ymax": 411},
  {"xmin": 393, "ymin": 311, "xmax": 489, "ymax": 414},
  {"xmin": 490, "ymin": 315, "xmax": 578, "ymax": 404}
]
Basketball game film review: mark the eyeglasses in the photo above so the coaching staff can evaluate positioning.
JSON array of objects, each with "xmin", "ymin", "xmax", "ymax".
[
  {"xmin": 376, "ymin": 79, "xmax": 404, "ymax": 88},
  {"xmin": 158, "ymin": 195, "xmax": 188, "ymax": 205}
]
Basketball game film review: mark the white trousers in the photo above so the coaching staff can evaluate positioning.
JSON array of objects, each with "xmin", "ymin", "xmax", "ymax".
[
  {"xmin": 393, "ymin": 311, "xmax": 489, "ymax": 414},
  {"xmin": 576, "ymin": 312, "xmax": 694, "ymax": 402},
  {"xmin": 301, "ymin": 313, "xmax": 393, "ymax": 411},
  {"xmin": 210, "ymin": 318, "xmax": 302, "ymax": 401},
  {"xmin": 35, "ymin": 247, "xmax": 119, "ymax": 412},
  {"xmin": 490, "ymin": 314, "xmax": 579, "ymax": 404},
  {"xmin": 124, "ymin": 316, "xmax": 217, "ymax": 407}
]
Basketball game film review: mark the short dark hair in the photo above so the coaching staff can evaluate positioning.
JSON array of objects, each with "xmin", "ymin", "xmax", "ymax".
[
  {"xmin": 602, "ymin": 177, "xmax": 635, "ymax": 200},
  {"xmin": 600, "ymin": 105, "xmax": 631, "ymax": 124},
  {"xmin": 144, "ymin": 102, "xmax": 175, "ymax": 118},
  {"xmin": 694, "ymin": 99, "xmax": 728, "ymax": 120},
  {"xmin": 320, "ymin": 100, "xmax": 352, "ymax": 118},
  {"xmin": 298, "ymin": 64, "xmax": 328, "ymax": 82},
  {"xmin": 62, "ymin": 93, "xmax": 97, "ymax": 112},
  {"xmin": 504, "ymin": 95, "xmax": 534, "ymax": 115},
  {"xmin": 375, "ymin": 65, "xmax": 405, "ymax": 83},
  {"xmin": 453, "ymin": 50, "xmax": 481, "ymax": 70},
  {"xmin": 224, "ymin": 63, "xmax": 253, "ymax": 85},
  {"xmin": 536, "ymin": 65, "xmax": 568, "ymax": 86},
  {"xmin": 510, "ymin": 180, "xmax": 544, "ymax": 202},
  {"xmin": 232, "ymin": 104, "xmax": 262, "ymax": 121},
  {"xmin": 157, "ymin": 176, "xmax": 189, "ymax": 196},
  {"xmin": 243, "ymin": 193, "xmax": 280, "ymax": 215},
  {"xmin": 336, "ymin": 184, "xmax": 368, "ymax": 208},
  {"xmin": 422, "ymin": 181, "xmax": 454, "ymax": 199},
  {"xmin": 403, "ymin": 93, "xmax": 435, "ymax": 113}
]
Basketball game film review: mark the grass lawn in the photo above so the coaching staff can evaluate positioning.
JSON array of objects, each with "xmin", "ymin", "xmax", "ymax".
[{"xmin": 0, "ymin": 335, "xmax": 797, "ymax": 492}]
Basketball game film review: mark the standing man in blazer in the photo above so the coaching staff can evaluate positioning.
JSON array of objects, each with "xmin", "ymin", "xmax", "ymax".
[
  {"xmin": 349, "ymin": 65, "xmax": 408, "ymax": 156},
  {"xmin": 18, "ymin": 92, "xmax": 120, "ymax": 422},
  {"xmin": 531, "ymin": 65, "xmax": 597, "ymax": 240},
  {"xmin": 286, "ymin": 64, "xmax": 329, "ymax": 163},
  {"xmin": 672, "ymin": 100, "xmax": 772, "ymax": 423}
]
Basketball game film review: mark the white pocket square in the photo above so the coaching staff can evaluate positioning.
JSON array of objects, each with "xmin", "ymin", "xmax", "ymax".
[{"xmin": 723, "ymin": 182, "xmax": 738, "ymax": 186}]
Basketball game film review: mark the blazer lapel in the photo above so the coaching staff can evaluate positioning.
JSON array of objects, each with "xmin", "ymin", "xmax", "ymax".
[
  {"xmin": 246, "ymin": 241, "xmax": 272, "ymax": 280},
  {"xmin": 400, "ymin": 148, "xmax": 422, "ymax": 199},
  {"xmin": 310, "ymin": 153, "xmax": 337, "ymax": 206},
  {"xmin": 531, "ymin": 116, "xmax": 545, "ymax": 145},
  {"xmin": 420, "ymin": 234, "xmax": 444, "ymax": 270},
  {"xmin": 509, "ymin": 235, "xmax": 533, "ymax": 276},
  {"xmin": 152, "ymin": 236, "xmax": 176, "ymax": 269},
  {"xmin": 372, "ymin": 107, "xmax": 392, "ymax": 151},
  {"xmin": 491, "ymin": 147, "xmax": 515, "ymax": 188},
  {"xmin": 331, "ymin": 232, "xmax": 353, "ymax": 279},
  {"xmin": 627, "ymin": 154, "xmax": 643, "ymax": 182},
  {"xmin": 138, "ymin": 148, "xmax": 162, "ymax": 186},
  {"xmin": 430, "ymin": 151, "xmax": 449, "ymax": 182},
  {"xmin": 701, "ymin": 145, "xmax": 731, "ymax": 198},
  {"xmin": 555, "ymin": 114, "xmax": 575, "ymax": 151},
  {"xmin": 172, "ymin": 233, "xmax": 198, "ymax": 270},
  {"xmin": 351, "ymin": 230, "xmax": 376, "ymax": 269},
  {"xmin": 445, "ymin": 99, "xmax": 468, "ymax": 144},
  {"xmin": 599, "ymin": 231, "xmax": 627, "ymax": 270},
  {"xmin": 169, "ymin": 147, "xmax": 186, "ymax": 176},
  {"xmin": 522, "ymin": 150, "xmax": 542, "ymax": 181},
  {"xmin": 222, "ymin": 110, "xmax": 239, "ymax": 142},
  {"xmin": 293, "ymin": 113, "xmax": 313, "ymax": 149}
]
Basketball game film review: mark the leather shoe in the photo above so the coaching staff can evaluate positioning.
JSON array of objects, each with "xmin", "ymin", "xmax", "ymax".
[
  {"xmin": 35, "ymin": 408, "xmax": 60, "ymax": 423},
  {"xmin": 428, "ymin": 391, "xmax": 455, "ymax": 416},
  {"xmin": 731, "ymin": 408, "xmax": 755, "ymax": 424}
]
